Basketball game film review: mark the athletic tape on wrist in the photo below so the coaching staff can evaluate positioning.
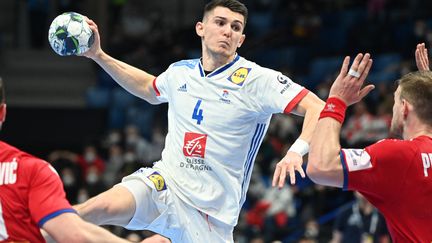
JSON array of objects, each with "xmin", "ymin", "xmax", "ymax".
[
  {"xmin": 288, "ymin": 138, "xmax": 309, "ymax": 157},
  {"xmin": 319, "ymin": 97, "xmax": 347, "ymax": 124}
]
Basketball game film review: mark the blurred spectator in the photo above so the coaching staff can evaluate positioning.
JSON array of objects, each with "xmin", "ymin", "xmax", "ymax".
[
  {"xmin": 76, "ymin": 144, "xmax": 106, "ymax": 177},
  {"xmin": 124, "ymin": 124, "xmax": 152, "ymax": 162},
  {"xmin": 84, "ymin": 165, "xmax": 107, "ymax": 197},
  {"xmin": 341, "ymin": 101, "xmax": 376, "ymax": 147},
  {"xmin": 103, "ymin": 144, "xmax": 125, "ymax": 186},
  {"xmin": 330, "ymin": 192, "xmax": 390, "ymax": 243},
  {"xmin": 48, "ymin": 150, "xmax": 83, "ymax": 204}
]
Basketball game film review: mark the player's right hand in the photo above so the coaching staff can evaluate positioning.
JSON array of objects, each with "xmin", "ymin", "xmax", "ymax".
[{"xmin": 81, "ymin": 17, "xmax": 103, "ymax": 60}]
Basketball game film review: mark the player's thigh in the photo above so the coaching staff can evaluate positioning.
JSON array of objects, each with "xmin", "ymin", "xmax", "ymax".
[{"xmin": 117, "ymin": 178, "xmax": 161, "ymax": 227}]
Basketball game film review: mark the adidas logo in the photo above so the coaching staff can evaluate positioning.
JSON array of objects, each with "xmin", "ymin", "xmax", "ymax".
[{"xmin": 178, "ymin": 83, "xmax": 187, "ymax": 92}]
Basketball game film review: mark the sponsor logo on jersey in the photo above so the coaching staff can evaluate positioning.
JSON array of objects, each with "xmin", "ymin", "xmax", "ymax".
[
  {"xmin": 277, "ymin": 74, "xmax": 288, "ymax": 84},
  {"xmin": 177, "ymin": 83, "xmax": 187, "ymax": 92},
  {"xmin": 277, "ymin": 74, "xmax": 292, "ymax": 94},
  {"xmin": 228, "ymin": 67, "xmax": 251, "ymax": 86},
  {"xmin": 343, "ymin": 149, "xmax": 372, "ymax": 171},
  {"xmin": 0, "ymin": 158, "xmax": 18, "ymax": 185},
  {"xmin": 183, "ymin": 132, "xmax": 207, "ymax": 158},
  {"xmin": 219, "ymin": 89, "xmax": 231, "ymax": 104},
  {"xmin": 147, "ymin": 172, "xmax": 167, "ymax": 191}
]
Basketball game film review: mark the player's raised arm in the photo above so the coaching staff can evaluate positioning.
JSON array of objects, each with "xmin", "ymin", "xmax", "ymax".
[
  {"xmin": 307, "ymin": 54, "xmax": 373, "ymax": 187},
  {"xmin": 272, "ymin": 91, "xmax": 325, "ymax": 188},
  {"xmin": 82, "ymin": 18, "xmax": 160, "ymax": 105}
]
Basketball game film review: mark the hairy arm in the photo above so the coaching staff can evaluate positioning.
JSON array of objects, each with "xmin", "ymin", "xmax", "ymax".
[
  {"xmin": 307, "ymin": 113, "xmax": 345, "ymax": 187},
  {"xmin": 74, "ymin": 185, "xmax": 136, "ymax": 226},
  {"xmin": 42, "ymin": 213, "xmax": 130, "ymax": 243},
  {"xmin": 307, "ymin": 53, "xmax": 373, "ymax": 187}
]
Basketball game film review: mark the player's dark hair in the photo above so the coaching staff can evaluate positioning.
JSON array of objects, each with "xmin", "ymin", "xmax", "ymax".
[
  {"xmin": 0, "ymin": 77, "xmax": 4, "ymax": 105},
  {"xmin": 203, "ymin": 0, "xmax": 248, "ymax": 27},
  {"xmin": 398, "ymin": 71, "xmax": 432, "ymax": 125}
]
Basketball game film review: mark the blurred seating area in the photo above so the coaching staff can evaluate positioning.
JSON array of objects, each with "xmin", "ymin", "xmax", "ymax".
[{"xmin": 1, "ymin": 0, "xmax": 432, "ymax": 242}]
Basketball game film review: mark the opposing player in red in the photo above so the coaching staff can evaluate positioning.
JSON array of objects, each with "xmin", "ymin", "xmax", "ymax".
[
  {"xmin": 307, "ymin": 43, "xmax": 432, "ymax": 241},
  {"xmin": 0, "ymin": 77, "xmax": 134, "ymax": 243}
]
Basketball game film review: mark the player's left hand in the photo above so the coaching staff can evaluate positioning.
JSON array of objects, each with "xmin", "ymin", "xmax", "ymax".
[
  {"xmin": 328, "ymin": 53, "xmax": 374, "ymax": 106},
  {"xmin": 272, "ymin": 151, "xmax": 305, "ymax": 188}
]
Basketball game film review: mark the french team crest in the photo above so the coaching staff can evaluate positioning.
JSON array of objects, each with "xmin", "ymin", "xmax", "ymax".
[{"xmin": 228, "ymin": 67, "xmax": 251, "ymax": 86}]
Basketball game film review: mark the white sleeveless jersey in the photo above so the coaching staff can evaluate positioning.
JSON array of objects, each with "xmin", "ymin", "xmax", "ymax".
[{"xmin": 152, "ymin": 55, "xmax": 308, "ymax": 226}]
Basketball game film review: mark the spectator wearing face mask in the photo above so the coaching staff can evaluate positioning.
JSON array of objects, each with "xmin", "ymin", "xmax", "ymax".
[
  {"xmin": 76, "ymin": 144, "xmax": 106, "ymax": 178},
  {"xmin": 84, "ymin": 165, "xmax": 107, "ymax": 197}
]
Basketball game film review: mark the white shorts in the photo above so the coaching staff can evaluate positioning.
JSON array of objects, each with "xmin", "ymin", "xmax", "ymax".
[{"xmin": 117, "ymin": 167, "xmax": 234, "ymax": 243}]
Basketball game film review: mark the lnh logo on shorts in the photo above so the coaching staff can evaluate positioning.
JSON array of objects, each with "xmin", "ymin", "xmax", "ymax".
[
  {"xmin": 183, "ymin": 132, "xmax": 207, "ymax": 158},
  {"xmin": 147, "ymin": 172, "xmax": 167, "ymax": 191}
]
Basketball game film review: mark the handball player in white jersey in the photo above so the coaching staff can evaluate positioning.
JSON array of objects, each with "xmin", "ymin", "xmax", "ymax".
[{"xmin": 76, "ymin": 0, "xmax": 324, "ymax": 242}]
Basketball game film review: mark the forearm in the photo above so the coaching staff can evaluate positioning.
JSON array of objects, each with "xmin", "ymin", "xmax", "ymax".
[
  {"xmin": 75, "ymin": 186, "xmax": 135, "ymax": 226},
  {"xmin": 297, "ymin": 100, "xmax": 323, "ymax": 143},
  {"xmin": 79, "ymin": 220, "xmax": 131, "ymax": 243},
  {"xmin": 74, "ymin": 196, "xmax": 110, "ymax": 225},
  {"xmin": 291, "ymin": 92, "xmax": 325, "ymax": 144},
  {"xmin": 308, "ymin": 117, "xmax": 344, "ymax": 187},
  {"xmin": 93, "ymin": 51, "xmax": 159, "ymax": 104},
  {"xmin": 43, "ymin": 213, "xmax": 130, "ymax": 243}
]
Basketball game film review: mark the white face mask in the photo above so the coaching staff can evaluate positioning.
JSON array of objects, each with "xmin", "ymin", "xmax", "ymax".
[
  {"xmin": 62, "ymin": 174, "xmax": 76, "ymax": 186},
  {"xmin": 84, "ymin": 152, "xmax": 96, "ymax": 163},
  {"xmin": 77, "ymin": 189, "xmax": 89, "ymax": 204},
  {"xmin": 108, "ymin": 132, "xmax": 121, "ymax": 144},
  {"xmin": 124, "ymin": 152, "xmax": 136, "ymax": 164},
  {"xmin": 86, "ymin": 172, "xmax": 99, "ymax": 184}
]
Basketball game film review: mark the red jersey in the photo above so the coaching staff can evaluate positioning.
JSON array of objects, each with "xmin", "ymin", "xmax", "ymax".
[
  {"xmin": 341, "ymin": 135, "xmax": 432, "ymax": 242},
  {"xmin": 0, "ymin": 141, "xmax": 75, "ymax": 243}
]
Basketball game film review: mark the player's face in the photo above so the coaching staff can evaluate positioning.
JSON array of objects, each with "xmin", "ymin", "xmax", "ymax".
[
  {"xmin": 390, "ymin": 86, "xmax": 403, "ymax": 137},
  {"xmin": 196, "ymin": 7, "xmax": 246, "ymax": 59}
]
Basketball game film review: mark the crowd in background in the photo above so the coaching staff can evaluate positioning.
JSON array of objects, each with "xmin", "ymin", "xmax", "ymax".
[{"xmin": 2, "ymin": 0, "xmax": 432, "ymax": 242}]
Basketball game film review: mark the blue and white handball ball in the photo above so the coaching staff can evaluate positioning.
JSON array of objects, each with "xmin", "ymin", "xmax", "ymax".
[{"xmin": 48, "ymin": 12, "xmax": 94, "ymax": 56}]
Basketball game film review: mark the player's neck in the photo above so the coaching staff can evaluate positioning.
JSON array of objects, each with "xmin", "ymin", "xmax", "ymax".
[
  {"xmin": 201, "ymin": 51, "xmax": 236, "ymax": 72},
  {"xmin": 403, "ymin": 123, "xmax": 432, "ymax": 140}
]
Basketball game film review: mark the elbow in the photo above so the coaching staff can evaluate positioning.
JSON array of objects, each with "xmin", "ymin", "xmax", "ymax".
[
  {"xmin": 306, "ymin": 153, "xmax": 336, "ymax": 186},
  {"xmin": 306, "ymin": 155, "xmax": 324, "ymax": 184}
]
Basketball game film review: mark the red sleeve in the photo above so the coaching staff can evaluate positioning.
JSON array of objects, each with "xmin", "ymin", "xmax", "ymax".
[
  {"xmin": 152, "ymin": 77, "xmax": 160, "ymax": 96},
  {"xmin": 26, "ymin": 158, "xmax": 75, "ymax": 226},
  {"xmin": 283, "ymin": 89, "xmax": 309, "ymax": 114},
  {"xmin": 346, "ymin": 139, "xmax": 414, "ymax": 204}
]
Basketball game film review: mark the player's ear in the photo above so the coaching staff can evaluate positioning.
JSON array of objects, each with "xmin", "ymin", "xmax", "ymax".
[
  {"xmin": 0, "ymin": 104, "xmax": 6, "ymax": 123},
  {"xmin": 196, "ymin": 22, "xmax": 204, "ymax": 37},
  {"xmin": 238, "ymin": 34, "xmax": 246, "ymax": 48},
  {"xmin": 401, "ymin": 99, "xmax": 410, "ymax": 118}
]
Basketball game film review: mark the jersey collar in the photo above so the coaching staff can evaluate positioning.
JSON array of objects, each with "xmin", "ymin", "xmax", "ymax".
[{"xmin": 198, "ymin": 54, "xmax": 240, "ymax": 78}]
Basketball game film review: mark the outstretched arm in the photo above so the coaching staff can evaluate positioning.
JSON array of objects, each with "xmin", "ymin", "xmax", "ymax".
[
  {"xmin": 42, "ymin": 213, "xmax": 131, "ymax": 243},
  {"xmin": 74, "ymin": 185, "xmax": 136, "ymax": 226},
  {"xmin": 82, "ymin": 18, "xmax": 160, "ymax": 104},
  {"xmin": 307, "ymin": 53, "xmax": 373, "ymax": 187},
  {"xmin": 272, "ymin": 91, "xmax": 325, "ymax": 188}
]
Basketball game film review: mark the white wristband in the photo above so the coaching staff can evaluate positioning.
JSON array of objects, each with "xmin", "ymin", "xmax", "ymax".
[{"xmin": 288, "ymin": 138, "xmax": 309, "ymax": 156}]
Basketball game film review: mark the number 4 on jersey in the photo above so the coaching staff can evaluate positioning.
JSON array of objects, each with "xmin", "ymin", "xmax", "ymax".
[{"xmin": 192, "ymin": 99, "xmax": 204, "ymax": 125}]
